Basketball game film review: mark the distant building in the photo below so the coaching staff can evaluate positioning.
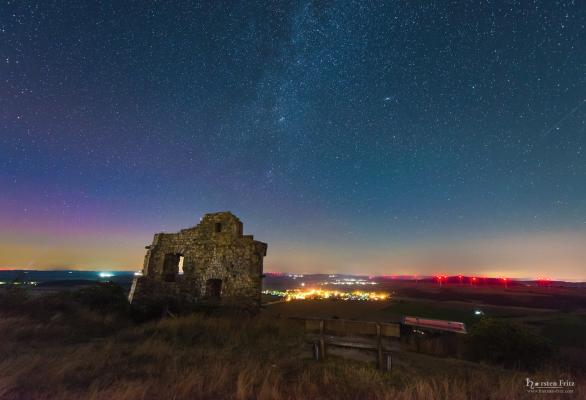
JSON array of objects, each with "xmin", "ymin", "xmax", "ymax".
[{"xmin": 129, "ymin": 212, "xmax": 267, "ymax": 308}]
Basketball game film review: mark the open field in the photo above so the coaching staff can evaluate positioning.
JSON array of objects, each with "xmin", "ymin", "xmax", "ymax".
[
  {"xmin": 264, "ymin": 297, "xmax": 554, "ymax": 323},
  {"xmin": 265, "ymin": 298, "xmax": 586, "ymax": 349}
]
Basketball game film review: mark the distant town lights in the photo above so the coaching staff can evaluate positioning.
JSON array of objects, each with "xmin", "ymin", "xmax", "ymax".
[
  {"xmin": 99, "ymin": 272, "xmax": 114, "ymax": 278},
  {"xmin": 263, "ymin": 289, "xmax": 390, "ymax": 302}
]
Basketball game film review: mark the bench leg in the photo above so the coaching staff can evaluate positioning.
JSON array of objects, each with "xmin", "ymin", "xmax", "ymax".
[
  {"xmin": 381, "ymin": 352, "xmax": 392, "ymax": 371},
  {"xmin": 312, "ymin": 340, "xmax": 326, "ymax": 361},
  {"xmin": 312, "ymin": 341, "xmax": 320, "ymax": 360}
]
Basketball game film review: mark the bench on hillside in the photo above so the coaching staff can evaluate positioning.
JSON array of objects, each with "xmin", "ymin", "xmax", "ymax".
[{"xmin": 293, "ymin": 318, "xmax": 401, "ymax": 370}]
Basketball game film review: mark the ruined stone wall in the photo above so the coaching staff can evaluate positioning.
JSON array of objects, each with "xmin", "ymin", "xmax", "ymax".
[{"xmin": 130, "ymin": 212, "xmax": 267, "ymax": 308}]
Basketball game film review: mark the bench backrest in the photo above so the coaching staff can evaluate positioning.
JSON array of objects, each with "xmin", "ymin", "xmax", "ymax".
[{"xmin": 303, "ymin": 318, "xmax": 400, "ymax": 338}]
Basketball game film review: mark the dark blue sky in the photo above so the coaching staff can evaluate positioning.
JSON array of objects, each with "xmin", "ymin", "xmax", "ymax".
[{"xmin": 1, "ymin": 1, "xmax": 585, "ymax": 278}]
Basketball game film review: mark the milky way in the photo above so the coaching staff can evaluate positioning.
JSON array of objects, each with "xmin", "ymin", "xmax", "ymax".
[{"xmin": 1, "ymin": 1, "xmax": 585, "ymax": 278}]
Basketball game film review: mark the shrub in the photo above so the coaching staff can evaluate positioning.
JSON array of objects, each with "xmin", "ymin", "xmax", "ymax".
[
  {"xmin": 130, "ymin": 293, "xmax": 202, "ymax": 322},
  {"xmin": 0, "ymin": 282, "xmax": 130, "ymax": 321},
  {"xmin": 0, "ymin": 285, "xmax": 31, "ymax": 315},
  {"xmin": 72, "ymin": 282, "xmax": 130, "ymax": 315},
  {"xmin": 465, "ymin": 317, "xmax": 551, "ymax": 370}
]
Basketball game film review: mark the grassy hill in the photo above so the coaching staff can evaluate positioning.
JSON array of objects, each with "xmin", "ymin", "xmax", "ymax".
[{"xmin": 0, "ymin": 284, "xmax": 583, "ymax": 399}]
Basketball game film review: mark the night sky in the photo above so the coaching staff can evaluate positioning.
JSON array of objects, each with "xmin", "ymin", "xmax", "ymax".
[{"xmin": 1, "ymin": 1, "xmax": 585, "ymax": 280}]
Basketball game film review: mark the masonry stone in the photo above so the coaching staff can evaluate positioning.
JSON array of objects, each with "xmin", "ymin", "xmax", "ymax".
[{"xmin": 129, "ymin": 212, "xmax": 267, "ymax": 308}]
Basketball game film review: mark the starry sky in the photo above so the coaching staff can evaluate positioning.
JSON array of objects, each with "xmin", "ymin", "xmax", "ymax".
[{"xmin": 1, "ymin": 1, "xmax": 585, "ymax": 280}]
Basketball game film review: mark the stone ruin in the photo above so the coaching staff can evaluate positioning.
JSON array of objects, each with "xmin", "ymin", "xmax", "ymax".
[{"xmin": 129, "ymin": 212, "xmax": 267, "ymax": 308}]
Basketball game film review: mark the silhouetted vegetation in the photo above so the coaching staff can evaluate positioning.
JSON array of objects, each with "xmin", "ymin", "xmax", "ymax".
[
  {"xmin": 465, "ymin": 318, "xmax": 552, "ymax": 370},
  {"xmin": 130, "ymin": 292, "xmax": 206, "ymax": 322},
  {"xmin": 0, "ymin": 282, "xmax": 130, "ymax": 318}
]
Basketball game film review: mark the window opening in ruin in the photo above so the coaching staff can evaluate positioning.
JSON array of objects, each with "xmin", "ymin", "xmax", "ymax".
[
  {"xmin": 162, "ymin": 253, "xmax": 182, "ymax": 282},
  {"xmin": 205, "ymin": 278, "xmax": 222, "ymax": 299},
  {"xmin": 215, "ymin": 223, "xmax": 222, "ymax": 232},
  {"xmin": 178, "ymin": 255, "xmax": 184, "ymax": 275}
]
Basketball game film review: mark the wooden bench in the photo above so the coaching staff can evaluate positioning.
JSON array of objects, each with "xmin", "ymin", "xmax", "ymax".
[{"xmin": 295, "ymin": 318, "xmax": 401, "ymax": 370}]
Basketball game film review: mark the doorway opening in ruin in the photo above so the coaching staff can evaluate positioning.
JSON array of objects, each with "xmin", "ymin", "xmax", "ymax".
[
  {"xmin": 215, "ymin": 222, "xmax": 222, "ymax": 232},
  {"xmin": 162, "ymin": 253, "xmax": 183, "ymax": 282},
  {"xmin": 205, "ymin": 279, "xmax": 222, "ymax": 299}
]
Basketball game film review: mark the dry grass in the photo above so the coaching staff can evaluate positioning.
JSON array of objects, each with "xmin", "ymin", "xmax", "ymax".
[{"xmin": 0, "ymin": 311, "xmax": 583, "ymax": 400}]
